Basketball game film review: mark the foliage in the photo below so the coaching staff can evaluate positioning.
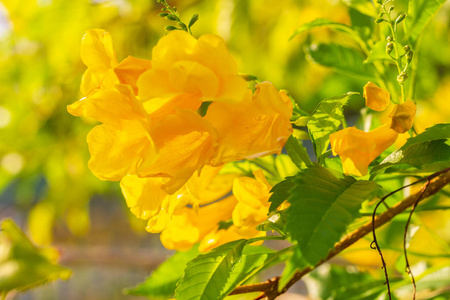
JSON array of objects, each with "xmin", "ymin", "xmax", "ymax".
[
  {"xmin": 0, "ymin": 219, "xmax": 71, "ymax": 295},
  {"xmin": 1, "ymin": 0, "xmax": 450, "ymax": 299}
]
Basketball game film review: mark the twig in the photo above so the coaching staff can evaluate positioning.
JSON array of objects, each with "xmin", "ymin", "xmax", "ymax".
[
  {"xmin": 403, "ymin": 179, "xmax": 430, "ymax": 300},
  {"xmin": 230, "ymin": 168, "xmax": 450, "ymax": 299}
]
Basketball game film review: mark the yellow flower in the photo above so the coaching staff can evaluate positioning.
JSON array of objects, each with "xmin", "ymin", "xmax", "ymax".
[
  {"xmin": 389, "ymin": 100, "xmax": 417, "ymax": 133},
  {"xmin": 205, "ymin": 82, "xmax": 293, "ymax": 165},
  {"xmin": 232, "ymin": 169, "xmax": 272, "ymax": 237},
  {"xmin": 137, "ymin": 30, "xmax": 248, "ymax": 104},
  {"xmin": 70, "ymin": 29, "xmax": 292, "ymax": 200},
  {"xmin": 68, "ymin": 29, "xmax": 151, "ymax": 116},
  {"xmin": 120, "ymin": 165, "xmax": 237, "ymax": 231},
  {"xmin": 363, "ymin": 82, "xmax": 390, "ymax": 111},
  {"xmin": 330, "ymin": 124, "xmax": 398, "ymax": 176},
  {"xmin": 160, "ymin": 196, "xmax": 237, "ymax": 251},
  {"xmin": 80, "ymin": 85, "xmax": 156, "ymax": 181}
]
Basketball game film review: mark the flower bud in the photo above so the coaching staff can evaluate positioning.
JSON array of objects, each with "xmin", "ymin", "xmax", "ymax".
[
  {"xmin": 397, "ymin": 72, "xmax": 408, "ymax": 83},
  {"xmin": 403, "ymin": 45, "xmax": 411, "ymax": 53},
  {"xmin": 375, "ymin": 18, "xmax": 385, "ymax": 23},
  {"xmin": 387, "ymin": 36, "xmax": 393, "ymax": 42},
  {"xmin": 407, "ymin": 51, "xmax": 414, "ymax": 62},
  {"xmin": 386, "ymin": 42, "xmax": 394, "ymax": 54},
  {"xmin": 389, "ymin": 6, "xmax": 394, "ymax": 12},
  {"xmin": 395, "ymin": 13, "xmax": 406, "ymax": 25}
]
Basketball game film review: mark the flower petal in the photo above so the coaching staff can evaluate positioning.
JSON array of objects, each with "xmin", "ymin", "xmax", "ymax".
[
  {"xmin": 389, "ymin": 101, "xmax": 417, "ymax": 133},
  {"xmin": 363, "ymin": 81, "xmax": 390, "ymax": 111}
]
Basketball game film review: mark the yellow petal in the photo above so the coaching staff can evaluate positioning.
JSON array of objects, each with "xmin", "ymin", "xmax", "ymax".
[
  {"xmin": 159, "ymin": 196, "xmax": 237, "ymax": 251},
  {"xmin": 138, "ymin": 109, "xmax": 218, "ymax": 194},
  {"xmin": 168, "ymin": 61, "xmax": 220, "ymax": 98},
  {"xmin": 363, "ymin": 81, "xmax": 390, "ymax": 111},
  {"xmin": 81, "ymin": 29, "xmax": 117, "ymax": 69},
  {"xmin": 87, "ymin": 120, "xmax": 156, "ymax": 181},
  {"xmin": 146, "ymin": 30, "xmax": 247, "ymax": 103},
  {"xmin": 114, "ymin": 55, "xmax": 152, "ymax": 94},
  {"xmin": 80, "ymin": 67, "xmax": 118, "ymax": 97},
  {"xmin": 389, "ymin": 101, "xmax": 417, "ymax": 133},
  {"xmin": 232, "ymin": 170, "xmax": 271, "ymax": 234},
  {"xmin": 330, "ymin": 125, "xmax": 398, "ymax": 176},
  {"xmin": 206, "ymin": 82, "xmax": 293, "ymax": 165},
  {"xmin": 120, "ymin": 175, "xmax": 169, "ymax": 220}
]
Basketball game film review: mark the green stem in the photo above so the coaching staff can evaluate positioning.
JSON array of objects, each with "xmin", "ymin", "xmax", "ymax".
[{"xmin": 383, "ymin": 4, "xmax": 406, "ymax": 103}]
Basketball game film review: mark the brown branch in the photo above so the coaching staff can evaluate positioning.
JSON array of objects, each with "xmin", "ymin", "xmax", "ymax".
[{"xmin": 230, "ymin": 168, "xmax": 450, "ymax": 299}]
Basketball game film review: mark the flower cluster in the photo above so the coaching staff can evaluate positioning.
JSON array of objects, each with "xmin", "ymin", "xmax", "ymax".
[
  {"xmin": 68, "ymin": 29, "xmax": 293, "ymax": 250},
  {"xmin": 330, "ymin": 82, "xmax": 416, "ymax": 176}
]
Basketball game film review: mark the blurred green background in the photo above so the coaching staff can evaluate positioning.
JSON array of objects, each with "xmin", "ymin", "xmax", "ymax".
[{"xmin": 0, "ymin": 0, "xmax": 449, "ymax": 299}]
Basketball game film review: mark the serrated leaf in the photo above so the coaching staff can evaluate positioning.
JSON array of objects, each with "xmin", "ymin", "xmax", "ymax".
[
  {"xmin": 285, "ymin": 166, "xmax": 380, "ymax": 267},
  {"xmin": 305, "ymin": 43, "xmax": 375, "ymax": 80},
  {"xmin": 342, "ymin": 0, "xmax": 377, "ymax": 17},
  {"xmin": 307, "ymin": 92, "xmax": 357, "ymax": 158},
  {"xmin": 124, "ymin": 246, "xmax": 199, "ymax": 298},
  {"xmin": 370, "ymin": 124, "xmax": 450, "ymax": 177},
  {"xmin": 404, "ymin": 0, "xmax": 447, "ymax": 43},
  {"xmin": 285, "ymin": 135, "xmax": 312, "ymax": 170},
  {"xmin": 291, "ymin": 19, "xmax": 365, "ymax": 46},
  {"xmin": 269, "ymin": 177, "xmax": 295, "ymax": 212},
  {"xmin": 308, "ymin": 264, "xmax": 387, "ymax": 300},
  {"xmin": 174, "ymin": 239, "xmax": 246, "ymax": 300},
  {"xmin": 0, "ymin": 219, "xmax": 71, "ymax": 294},
  {"xmin": 403, "ymin": 123, "xmax": 450, "ymax": 148},
  {"xmin": 218, "ymin": 246, "xmax": 291, "ymax": 298}
]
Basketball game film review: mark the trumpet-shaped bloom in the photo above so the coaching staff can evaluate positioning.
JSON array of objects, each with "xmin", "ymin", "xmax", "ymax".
[
  {"xmin": 330, "ymin": 124, "xmax": 398, "ymax": 176},
  {"xmin": 389, "ymin": 101, "xmax": 417, "ymax": 133},
  {"xmin": 206, "ymin": 82, "xmax": 293, "ymax": 165},
  {"xmin": 120, "ymin": 165, "xmax": 238, "ymax": 231},
  {"xmin": 137, "ymin": 30, "xmax": 248, "ymax": 104},
  {"xmin": 363, "ymin": 82, "xmax": 390, "ymax": 111},
  {"xmin": 232, "ymin": 169, "xmax": 272, "ymax": 236},
  {"xmin": 160, "ymin": 196, "xmax": 238, "ymax": 251}
]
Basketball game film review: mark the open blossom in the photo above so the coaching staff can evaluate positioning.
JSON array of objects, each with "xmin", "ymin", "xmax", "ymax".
[
  {"xmin": 68, "ymin": 29, "xmax": 293, "ymax": 194},
  {"xmin": 389, "ymin": 100, "xmax": 417, "ymax": 133},
  {"xmin": 330, "ymin": 124, "xmax": 398, "ymax": 176},
  {"xmin": 363, "ymin": 81, "xmax": 390, "ymax": 111},
  {"xmin": 122, "ymin": 166, "xmax": 274, "ymax": 252}
]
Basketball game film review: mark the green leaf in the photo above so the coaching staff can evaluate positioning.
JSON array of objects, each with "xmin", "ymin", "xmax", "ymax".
[
  {"xmin": 269, "ymin": 177, "xmax": 295, "ymax": 212},
  {"xmin": 285, "ymin": 166, "xmax": 380, "ymax": 267},
  {"xmin": 342, "ymin": 0, "xmax": 377, "ymax": 17},
  {"xmin": 305, "ymin": 43, "xmax": 375, "ymax": 80},
  {"xmin": 174, "ymin": 239, "xmax": 246, "ymax": 300},
  {"xmin": 285, "ymin": 135, "xmax": 312, "ymax": 169},
  {"xmin": 124, "ymin": 246, "xmax": 200, "ymax": 298},
  {"xmin": 256, "ymin": 211, "xmax": 287, "ymax": 236},
  {"xmin": 0, "ymin": 219, "xmax": 71, "ymax": 294},
  {"xmin": 370, "ymin": 124, "xmax": 450, "ymax": 177},
  {"xmin": 291, "ymin": 19, "xmax": 365, "ymax": 47},
  {"xmin": 308, "ymin": 264, "xmax": 387, "ymax": 300},
  {"xmin": 403, "ymin": 123, "xmax": 450, "ymax": 148},
  {"xmin": 218, "ymin": 246, "xmax": 291, "ymax": 298},
  {"xmin": 307, "ymin": 92, "xmax": 358, "ymax": 158},
  {"xmin": 278, "ymin": 251, "xmax": 300, "ymax": 291},
  {"xmin": 404, "ymin": 0, "xmax": 447, "ymax": 43}
]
